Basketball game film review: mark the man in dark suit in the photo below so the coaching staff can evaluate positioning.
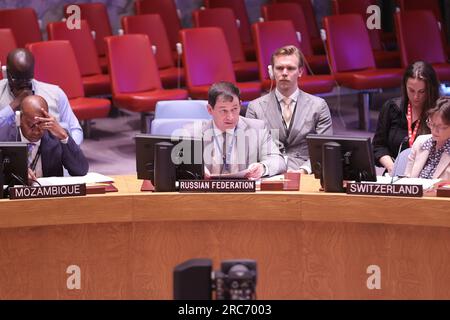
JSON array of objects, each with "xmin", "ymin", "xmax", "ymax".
[
  {"xmin": 246, "ymin": 45, "xmax": 333, "ymax": 173},
  {"xmin": 10, "ymin": 95, "xmax": 88, "ymax": 183}
]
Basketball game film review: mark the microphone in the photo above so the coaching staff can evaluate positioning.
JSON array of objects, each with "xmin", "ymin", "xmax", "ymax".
[
  {"xmin": 390, "ymin": 136, "xmax": 409, "ymax": 183},
  {"xmin": 1, "ymin": 65, "xmax": 7, "ymax": 79},
  {"xmin": 15, "ymin": 111, "xmax": 20, "ymax": 127},
  {"xmin": 176, "ymin": 43, "xmax": 182, "ymax": 88}
]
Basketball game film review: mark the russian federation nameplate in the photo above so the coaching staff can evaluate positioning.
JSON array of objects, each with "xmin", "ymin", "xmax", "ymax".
[{"xmin": 179, "ymin": 180, "xmax": 255, "ymax": 193}]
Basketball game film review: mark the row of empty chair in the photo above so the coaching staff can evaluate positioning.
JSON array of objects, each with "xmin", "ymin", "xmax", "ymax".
[
  {"xmin": 1, "ymin": 1, "xmax": 450, "ymax": 133},
  {"xmin": 1, "ymin": 0, "xmax": 447, "ymax": 61},
  {"xmin": 26, "ymin": 41, "xmax": 111, "ymax": 134}
]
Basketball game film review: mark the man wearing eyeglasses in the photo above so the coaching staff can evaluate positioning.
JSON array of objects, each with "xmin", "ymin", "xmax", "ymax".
[{"xmin": 0, "ymin": 48, "xmax": 83, "ymax": 144}]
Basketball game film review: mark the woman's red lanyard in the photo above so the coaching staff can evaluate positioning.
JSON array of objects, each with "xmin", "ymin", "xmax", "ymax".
[{"xmin": 407, "ymin": 103, "xmax": 420, "ymax": 148}]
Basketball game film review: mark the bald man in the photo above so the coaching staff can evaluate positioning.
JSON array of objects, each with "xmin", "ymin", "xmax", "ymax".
[
  {"xmin": 0, "ymin": 48, "xmax": 83, "ymax": 144},
  {"xmin": 18, "ymin": 95, "xmax": 88, "ymax": 183}
]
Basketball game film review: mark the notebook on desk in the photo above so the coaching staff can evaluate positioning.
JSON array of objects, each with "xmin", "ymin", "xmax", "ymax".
[{"xmin": 36, "ymin": 172, "xmax": 118, "ymax": 193}]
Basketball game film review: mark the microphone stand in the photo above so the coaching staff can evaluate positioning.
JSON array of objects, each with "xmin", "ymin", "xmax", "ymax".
[{"xmin": 390, "ymin": 136, "xmax": 409, "ymax": 184}]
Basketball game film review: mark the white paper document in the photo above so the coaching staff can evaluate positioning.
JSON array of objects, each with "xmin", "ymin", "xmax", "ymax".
[
  {"xmin": 36, "ymin": 172, "xmax": 114, "ymax": 186},
  {"xmin": 209, "ymin": 169, "xmax": 249, "ymax": 179}
]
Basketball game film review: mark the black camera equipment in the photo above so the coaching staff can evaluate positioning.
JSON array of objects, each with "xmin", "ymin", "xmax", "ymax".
[{"xmin": 173, "ymin": 258, "xmax": 257, "ymax": 300}]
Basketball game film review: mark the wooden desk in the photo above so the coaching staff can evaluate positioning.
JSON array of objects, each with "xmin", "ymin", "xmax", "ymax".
[{"xmin": 0, "ymin": 175, "xmax": 449, "ymax": 299}]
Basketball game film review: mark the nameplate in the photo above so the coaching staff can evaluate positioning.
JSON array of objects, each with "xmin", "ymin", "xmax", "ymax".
[
  {"xmin": 9, "ymin": 184, "xmax": 87, "ymax": 200},
  {"xmin": 179, "ymin": 180, "xmax": 255, "ymax": 193},
  {"xmin": 346, "ymin": 183, "xmax": 423, "ymax": 197}
]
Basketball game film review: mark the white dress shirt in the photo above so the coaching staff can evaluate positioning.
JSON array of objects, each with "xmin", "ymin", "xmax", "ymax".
[{"xmin": 209, "ymin": 122, "xmax": 239, "ymax": 175}]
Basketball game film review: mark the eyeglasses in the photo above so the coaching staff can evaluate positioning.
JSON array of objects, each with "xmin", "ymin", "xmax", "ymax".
[
  {"xmin": 7, "ymin": 71, "xmax": 32, "ymax": 85},
  {"xmin": 426, "ymin": 118, "xmax": 450, "ymax": 131}
]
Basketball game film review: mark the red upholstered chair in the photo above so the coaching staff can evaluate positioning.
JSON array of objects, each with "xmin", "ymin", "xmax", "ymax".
[
  {"xmin": 192, "ymin": 8, "xmax": 259, "ymax": 82},
  {"xmin": 105, "ymin": 34, "xmax": 188, "ymax": 132},
  {"xmin": 0, "ymin": 29, "xmax": 17, "ymax": 79},
  {"xmin": 396, "ymin": 0, "xmax": 443, "ymax": 22},
  {"xmin": 121, "ymin": 14, "xmax": 184, "ymax": 89},
  {"xmin": 64, "ymin": 3, "xmax": 112, "ymax": 73},
  {"xmin": 134, "ymin": 0, "xmax": 181, "ymax": 58},
  {"xmin": 204, "ymin": 0, "xmax": 256, "ymax": 61},
  {"xmin": 0, "ymin": 8, "xmax": 42, "ymax": 48},
  {"xmin": 27, "ymin": 40, "xmax": 111, "ymax": 135},
  {"xmin": 396, "ymin": 0, "xmax": 448, "ymax": 55},
  {"xmin": 272, "ymin": 0, "xmax": 324, "ymax": 55},
  {"xmin": 394, "ymin": 10, "xmax": 450, "ymax": 82},
  {"xmin": 261, "ymin": 3, "xmax": 329, "ymax": 74},
  {"xmin": 323, "ymin": 14, "xmax": 403, "ymax": 130},
  {"xmin": 47, "ymin": 20, "xmax": 111, "ymax": 97},
  {"xmin": 180, "ymin": 27, "xmax": 261, "ymax": 101},
  {"xmin": 252, "ymin": 21, "xmax": 335, "ymax": 95},
  {"xmin": 331, "ymin": 0, "xmax": 400, "ymax": 68}
]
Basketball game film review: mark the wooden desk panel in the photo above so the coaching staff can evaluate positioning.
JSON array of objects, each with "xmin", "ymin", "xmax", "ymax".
[{"xmin": 0, "ymin": 175, "xmax": 449, "ymax": 299}]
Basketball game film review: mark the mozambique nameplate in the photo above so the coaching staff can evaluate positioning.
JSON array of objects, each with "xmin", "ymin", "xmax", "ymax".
[
  {"xmin": 9, "ymin": 184, "xmax": 87, "ymax": 200},
  {"xmin": 179, "ymin": 180, "xmax": 255, "ymax": 193},
  {"xmin": 346, "ymin": 182, "xmax": 423, "ymax": 197}
]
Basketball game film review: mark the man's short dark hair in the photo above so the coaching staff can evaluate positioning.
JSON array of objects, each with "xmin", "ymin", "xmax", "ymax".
[{"xmin": 208, "ymin": 81, "xmax": 241, "ymax": 108}]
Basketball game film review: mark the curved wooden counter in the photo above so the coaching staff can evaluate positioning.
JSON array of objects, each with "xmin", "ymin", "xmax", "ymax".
[{"xmin": 0, "ymin": 175, "xmax": 449, "ymax": 299}]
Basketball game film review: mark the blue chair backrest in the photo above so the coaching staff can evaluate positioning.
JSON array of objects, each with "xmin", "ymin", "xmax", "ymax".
[
  {"xmin": 154, "ymin": 100, "xmax": 211, "ymax": 119},
  {"xmin": 150, "ymin": 118, "xmax": 204, "ymax": 136}
]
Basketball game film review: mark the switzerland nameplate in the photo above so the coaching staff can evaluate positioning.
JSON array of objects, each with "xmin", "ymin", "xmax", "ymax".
[
  {"xmin": 346, "ymin": 182, "xmax": 423, "ymax": 197},
  {"xmin": 9, "ymin": 184, "xmax": 87, "ymax": 200},
  {"xmin": 179, "ymin": 179, "xmax": 255, "ymax": 193}
]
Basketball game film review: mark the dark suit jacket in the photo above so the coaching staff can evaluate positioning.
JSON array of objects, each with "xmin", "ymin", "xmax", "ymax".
[
  {"xmin": 39, "ymin": 131, "xmax": 89, "ymax": 177},
  {"xmin": 372, "ymin": 97, "xmax": 430, "ymax": 167}
]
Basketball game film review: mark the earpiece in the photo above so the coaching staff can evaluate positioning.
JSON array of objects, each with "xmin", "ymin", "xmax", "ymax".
[
  {"xmin": 320, "ymin": 28, "xmax": 327, "ymax": 42},
  {"xmin": 267, "ymin": 65, "xmax": 274, "ymax": 80},
  {"xmin": 15, "ymin": 111, "xmax": 20, "ymax": 127},
  {"xmin": 176, "ymin": 42, "xmax": 183, "ymax": 56}
]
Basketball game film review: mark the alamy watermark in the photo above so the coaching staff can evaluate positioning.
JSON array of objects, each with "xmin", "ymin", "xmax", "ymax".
[
  {"xmin": 66, "ymin": 264, "xmax": 81, "ymax": 290},
  {"xmin": 366, "ymin": 5, "xmax": 381, "ymax": 30},
  {"xmin": 65, "ymin": 5, "xmax": 81, "ymax": 30},
  {"xmin": 168, "ymin": 121, "xmax": 282, "ymax": 167},
  {"xmin": 366, "ymin": 264, "xmax": 381, "ymax": 290}
]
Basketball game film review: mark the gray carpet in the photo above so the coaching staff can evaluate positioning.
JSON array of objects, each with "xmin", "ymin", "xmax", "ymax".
[{"xmin": 81, "ymin": 88, "xmax": 400, "ymax": 176}]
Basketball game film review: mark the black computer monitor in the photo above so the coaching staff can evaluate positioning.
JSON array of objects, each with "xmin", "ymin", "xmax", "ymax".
[
  {"xmin": 0, "ymin": 142, "xmax": 28, "ymax": 196},
  {"xmin": 306, "ymin": 134, "xmax": 377, "ymax": 182},
  {"xmin": 135, "ymin": 134, "xmax": 204, "ymax": 183}
]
